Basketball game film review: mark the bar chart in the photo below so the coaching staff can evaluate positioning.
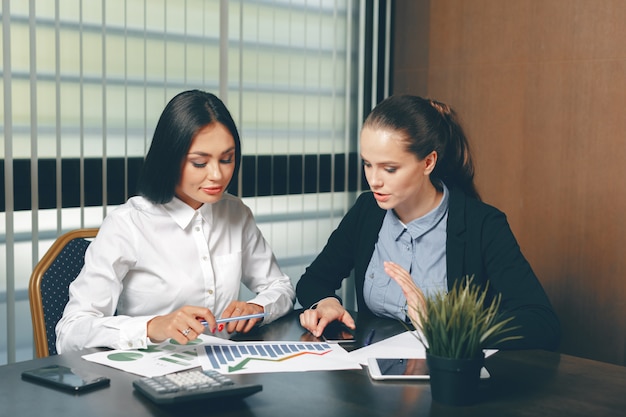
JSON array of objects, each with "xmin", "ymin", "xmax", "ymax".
[{"xmin": 198, "ymin": 342, "xmax": 361, "ymax": 374}]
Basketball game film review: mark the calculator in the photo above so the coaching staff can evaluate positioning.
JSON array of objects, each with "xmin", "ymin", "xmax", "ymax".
[{"xmin": 132, "ymin": 369, "xmax": 262, "ymax": 404}]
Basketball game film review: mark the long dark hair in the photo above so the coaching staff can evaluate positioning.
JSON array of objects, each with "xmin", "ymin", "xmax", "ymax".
[
  {"xmin": 362, "ymin": 95, "xmax": 480, "ymax": 200},
  {"xmin": 137, "ymin": 90, "xmax": 241, "ymax": 204}
]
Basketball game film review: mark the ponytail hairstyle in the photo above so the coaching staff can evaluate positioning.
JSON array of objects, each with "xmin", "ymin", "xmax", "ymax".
[
  {"xmin": 362, "ymin": 95, "xmax": 480, "ymax": 200},
  {"xmin": 136, "ymin": 90, "xmax": 242, "ymax": 204}
]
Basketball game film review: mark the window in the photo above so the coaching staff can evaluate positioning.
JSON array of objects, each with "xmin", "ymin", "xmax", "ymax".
[{"xmin": 1, "ymin": 0, "xmax": 390, "ymax": 364}]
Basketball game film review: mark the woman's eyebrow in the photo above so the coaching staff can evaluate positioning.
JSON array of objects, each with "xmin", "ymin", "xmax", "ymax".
[{"xmin": 189, "ymin": 147, "xmax": 235, "ymax": 157}]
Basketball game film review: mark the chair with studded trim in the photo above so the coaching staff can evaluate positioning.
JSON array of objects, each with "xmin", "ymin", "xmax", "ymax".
[{"xmin": 28, "ymin": 228, "xmax": 99, "ymax": 357}]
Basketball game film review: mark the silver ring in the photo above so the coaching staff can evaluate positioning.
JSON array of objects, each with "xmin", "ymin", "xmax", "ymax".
[{"xmin": 182, "ymin": 328, "xmax": 191, "ymax": 337}]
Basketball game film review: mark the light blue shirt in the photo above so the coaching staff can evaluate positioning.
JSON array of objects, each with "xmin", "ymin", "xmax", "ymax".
[{"xmin": 363, "ymin": 184, "xmax": 449, "ymax": 320}]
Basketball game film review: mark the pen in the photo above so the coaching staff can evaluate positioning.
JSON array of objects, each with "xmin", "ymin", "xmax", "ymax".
[
  {"xmin": 200, "ymin": 312, "xmax": 267, "ymax": 326},
  {"xmin": 364, "ymin": 328, "xmax": 376, "ymax": 346}
]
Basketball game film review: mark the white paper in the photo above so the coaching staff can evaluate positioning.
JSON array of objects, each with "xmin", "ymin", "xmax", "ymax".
[
  {"xmin": 349, "ymin": 330, "xmax": 498, "ymax": 365},
  {"xmin": 82, "ymin": 333, "xmax": 233, "ymax": 377},
  {"xmin": 349, "ymin": 330, "xmax": 426, "ymax": 365}
]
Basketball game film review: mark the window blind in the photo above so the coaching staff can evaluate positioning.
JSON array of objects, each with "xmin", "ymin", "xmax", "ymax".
[{"xmin": 1, "ymin": 0, "xmax": 390, "ymax": 364}]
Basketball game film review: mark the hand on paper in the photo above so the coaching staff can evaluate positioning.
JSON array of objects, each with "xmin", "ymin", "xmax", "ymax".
[
  {"xmin": 220, "ymin": 301, "xmax": 265, "ymax": 334},
  {"xmin": 147, "ymin": 305, "xmax": 216, "ymax": 345},
  {"xmin": 384, "ymin": 261, "xmax": 426, "ymax": 327},
  {"xmin": 299, "ymin": 297, "xmax": 356, "ymax": 338}
]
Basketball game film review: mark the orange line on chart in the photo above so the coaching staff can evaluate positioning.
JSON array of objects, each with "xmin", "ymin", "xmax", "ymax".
[{"xmin": 228, "ymin": 350, "xmax": 331, "ymax": 372}]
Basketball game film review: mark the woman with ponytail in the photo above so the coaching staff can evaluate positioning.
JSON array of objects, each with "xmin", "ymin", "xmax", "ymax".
[{"xmin": 297, "ymin": 95, "xmax": 560, "ymax": 350}]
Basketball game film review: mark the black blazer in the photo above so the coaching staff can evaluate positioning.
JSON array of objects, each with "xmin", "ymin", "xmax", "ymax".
[{"xmin": 296, "ymin": 188, "xmax": 560, "ymax": 350}]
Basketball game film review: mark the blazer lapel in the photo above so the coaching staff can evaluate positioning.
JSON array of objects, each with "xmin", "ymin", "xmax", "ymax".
[{"xmin": 446, "ymin": 188, "xmax": 467, "ymax": 289}]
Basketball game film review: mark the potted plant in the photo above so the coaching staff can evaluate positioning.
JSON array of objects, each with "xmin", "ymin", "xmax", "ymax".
[{"xmin": 407, "ymin": 276, "xmax": 521, "ymax": 406}]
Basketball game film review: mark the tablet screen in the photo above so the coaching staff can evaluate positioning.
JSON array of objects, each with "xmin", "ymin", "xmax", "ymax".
[{"xmin": 375, "ymin": 358, "xmax": 429, "ymax": 377}]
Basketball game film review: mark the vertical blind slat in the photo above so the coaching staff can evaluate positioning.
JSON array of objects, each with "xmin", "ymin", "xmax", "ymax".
[
  {"xmin": 383, "ymin": 0, "xmax": 391, "ymax": 99},
  {"xmin": 235, "ymin": 1, "xmax": 243, "ymax": 197},
  {"xmin": 79, "ymin": 0, "xmax": 86, "ymax": 225},
  {"xmin": 101, "ymin": 0, "xmax": 108, "ymax": 218},
  {"xmin": 3, "ymin": 0, "xmax": 17, "ymax": 364},
  {"xmin": 124, "ymin": 0, "xmax": 129, "ymax": 199},
  {"xmin": 28, "ymin": 0, "xmax": 39, "ymax": 267},
  {"xmin": 55, "ymin": 0, "xmax": 62, "ymax": 230},
  {"xmin": 356, "ymin": 1, "xmax": 366, "ymax": 193},
  {"xmin": 219, "ymin": 0, "xmax": 228, "ymax": 103},
  {"xmin": 371, "ymin": 0, "xmax": 379, "ymax": 110},
  {"xmin": 343, "ymin": 0, "xmax": 353, "ymax": 213}
]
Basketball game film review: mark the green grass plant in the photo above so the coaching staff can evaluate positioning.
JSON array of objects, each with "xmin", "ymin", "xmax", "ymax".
[{"xmin": 408, "ymin": 276, "xmax": 521, "ymax": 359}]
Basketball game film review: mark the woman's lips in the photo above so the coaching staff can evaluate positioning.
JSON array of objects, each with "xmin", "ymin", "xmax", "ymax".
[
  {"xmin": 202, "ymin": 187, "xmax": 223, "ymax": 195},
  {"xmin": 373, "ymin": 192, "xmax": 390, "ymax": 203}
]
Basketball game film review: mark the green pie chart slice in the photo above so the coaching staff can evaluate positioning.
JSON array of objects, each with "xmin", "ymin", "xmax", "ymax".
[{"xmin": 107, "ymin": 352, "xmax": 144, "ymax": 361}]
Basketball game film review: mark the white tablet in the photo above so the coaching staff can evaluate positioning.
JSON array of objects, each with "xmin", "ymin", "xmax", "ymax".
[{"xmin": 367, "ymin": 357, "xmax": 490, "ymax": 380}]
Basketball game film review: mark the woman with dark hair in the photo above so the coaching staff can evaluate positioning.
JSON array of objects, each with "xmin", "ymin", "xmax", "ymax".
[
  {"xmin": 136, "ymin": 89, "xmax": 242, "ymax": 204},
  {"xmin": 56, "ymin": 90, "xmax": 295, "ymax": 353},
  {"xmin": 297, "ymin": 95, "xmax": 560, "ymax": 350}
]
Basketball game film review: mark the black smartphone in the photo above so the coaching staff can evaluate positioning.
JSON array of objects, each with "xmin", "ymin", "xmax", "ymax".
[
  {"xmin": 322, "ymin": 321, "xmax": 356, "ymax": 343},
  {"xmin": 21, "ymin": 365, "xmax": 111, "ymax": 393}
]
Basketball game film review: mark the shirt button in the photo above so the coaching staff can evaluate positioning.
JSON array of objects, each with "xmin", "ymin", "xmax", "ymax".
[
  {"xmin": 202, "ymin": 256, "xmax": 208, "ymax": 261},
  {"xmin": 208, "ymin": 289, "xmax": 214, "ymax": 295},
  {"xmin": 195, "ymin": 226, "xmax": 201, "ymax": 232}
]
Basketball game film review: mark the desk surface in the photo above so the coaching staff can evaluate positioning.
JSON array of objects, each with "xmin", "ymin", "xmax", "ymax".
[{"xmin": 2, "ymin": 311, "xmax": 625, "ymax": 417}]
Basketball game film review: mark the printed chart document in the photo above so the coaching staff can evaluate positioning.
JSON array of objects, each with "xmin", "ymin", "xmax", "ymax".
[
  {"xmin": 348, "ymin": 330, "xmax": 497, "ymax": 365},
  {"xmin": 196, "ymin": 341, "xmax": 362, "ymax": 374},
  {"xmin": 82, "ymin": 334, "xmax": 233, "ymax": 377},
  {"xmin": 83, "ymin": 335, "xmax": 361, "ymax": 377}
]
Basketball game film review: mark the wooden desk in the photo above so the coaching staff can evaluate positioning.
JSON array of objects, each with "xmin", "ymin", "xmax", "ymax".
[{"xmin": 1, "ymin": 311, "xmax": 625, "ymax": 417}]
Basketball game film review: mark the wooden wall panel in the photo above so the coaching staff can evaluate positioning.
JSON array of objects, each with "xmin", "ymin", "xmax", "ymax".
[{"xmin": 393, "ymin": 0, "xmax": 626, "ymax": 365}]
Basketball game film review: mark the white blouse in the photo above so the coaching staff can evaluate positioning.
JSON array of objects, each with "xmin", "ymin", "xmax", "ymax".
[{"xmin": 55, "ymin": 194, "xmax": 295, "ymax": 353}]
